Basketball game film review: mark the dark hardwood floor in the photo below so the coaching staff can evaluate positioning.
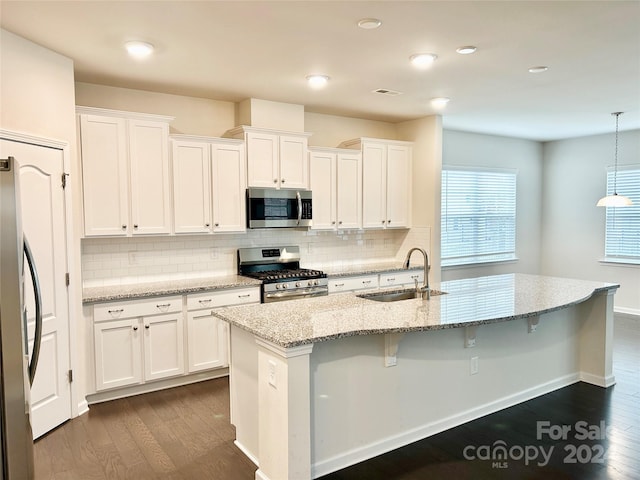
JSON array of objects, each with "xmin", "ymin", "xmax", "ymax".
[{"xmin": 34, "ymin": 316, "xmax": 639, "ymax": 479}]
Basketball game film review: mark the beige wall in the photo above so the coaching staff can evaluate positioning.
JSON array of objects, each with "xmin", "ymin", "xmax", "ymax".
[
  {"xmin": 0, "ymin": 28, "xmax": 85, "ymax": 413},
  {"xmin": 75, "ymin": 82, "xmax": 236, "ymax": 137},
  {"xmin": 304, "ymin": 112, "xmax": 397, "ymax": 147}
]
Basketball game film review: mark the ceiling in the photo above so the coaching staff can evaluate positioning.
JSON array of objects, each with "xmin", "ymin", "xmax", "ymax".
[{"xmin": 1, "ymin": 1, "xmax": 639, "ymax": 141}]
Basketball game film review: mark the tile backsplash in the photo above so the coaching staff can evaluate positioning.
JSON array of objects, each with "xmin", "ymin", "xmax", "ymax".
[{"xmin": 82, "ymin": 227, "xmax": 430, "ymax": 287}]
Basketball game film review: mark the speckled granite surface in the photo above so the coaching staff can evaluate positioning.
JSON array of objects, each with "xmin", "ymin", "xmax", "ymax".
[
  {"xmin": 213, "ymin": 273, "xmax": 619, "ymax": 348},
  {"xmin": 82, "ymin": 275, "xmax": 262, "ymax": 304}
]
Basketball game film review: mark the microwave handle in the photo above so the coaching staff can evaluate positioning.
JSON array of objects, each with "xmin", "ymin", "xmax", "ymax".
[{"xmin": 296, "ymin": 191, "xmax": 302, "ymax": 226}]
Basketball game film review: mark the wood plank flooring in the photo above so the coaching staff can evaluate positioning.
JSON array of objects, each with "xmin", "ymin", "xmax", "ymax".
[{"xmin": 34, "ymin": 316, "xmax": 639, "ymax": 479}]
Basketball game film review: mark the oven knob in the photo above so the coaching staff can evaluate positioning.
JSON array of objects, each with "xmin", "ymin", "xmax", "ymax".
[
  {"xmin": 307, "ymin": 280, "xmax": 313, "ymax": 287},
  {"xmin": 276, "ymin": 284, "xmax": 281, "ymax": 290},
  {"xmin": 296, "ymin": 282, "xmax": 301, "ymax": 288},
  {"xmin": 282, "ymin": 284, "xmax": 288, "ymax": 289}
]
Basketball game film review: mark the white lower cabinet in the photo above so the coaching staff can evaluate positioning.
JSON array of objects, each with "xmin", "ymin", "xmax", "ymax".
[
  {"xmin": 93, "ymin": 295, "xmax": 183, "ymax": 392},
  {"xmin": 186, "ymin": 288, "xmax": 260, "ymax": 373},
  {"xmin": 379, "ymin": 271, "xmax": 424, "ymax": 288}
]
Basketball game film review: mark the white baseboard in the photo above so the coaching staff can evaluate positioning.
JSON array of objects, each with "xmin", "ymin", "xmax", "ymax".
[
  {"xmin": 580, "ymin": 372, "xmax": 616, "ymax": 388},
  {"xmin": 86, "ymin": 369, "xmax": 229, "ymax": 404},
  {"xmin": 311, "ymin": 373, "xmax": 580, "ymax": 479},
  {"xmin": 615, "ymin": 307, "xmax": 640, "ymax": 320},
  {"xmin": 234, "ymin": 440, "xmax": 259, "ymax": 466},
  {"xmin": 76, "ymin": 399, "xmax": 89, "ymax": 417}
]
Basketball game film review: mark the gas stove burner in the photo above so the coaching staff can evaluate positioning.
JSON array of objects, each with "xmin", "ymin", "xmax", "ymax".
[{"xmin": 237, "ymin": 246, "xmax": 329, "ymax": 303}]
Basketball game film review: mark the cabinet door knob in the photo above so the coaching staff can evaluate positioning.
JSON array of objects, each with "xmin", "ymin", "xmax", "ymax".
[
  {"xmin": 338, "ymin": 221, "xmax": 343, "ymax": 225},
  {"xmin": 134, "ymin": 224, "xmax": 139, "ymax": 229},
  {"xmin": 145, "ymin": 325, "xmax": 150, "ymax": 329},
  {"xmin": 133, "ymin": 326, "xmax": 138, "ymax": 331},
  {"xmin": 331, "ymin": 221, "xmax": 336, "ymax": 225},
  {"xmin": 387, "ymin": 220, "xmax": 391, "ymax": 224},
  {"xmin": 214, "ymin": 223, "xmax": 219, "ymax": 227},
  {"xmin": 205, "ymin": 223, "xmax": 210, "ymax": 227},
  {"xmin": 122, "ymin": 225, "xmax": 127, "ymax": 230},
  {"xmin": 273, "ymin": 178, "xmax": 278, "ymax": 183},
  {"xmin": 281, "ymin": 178, "xmax": 285, "ymax": 183},
  {"xmin": 381, "ymin": 220, "xmax": 385, "ymax": 224}
]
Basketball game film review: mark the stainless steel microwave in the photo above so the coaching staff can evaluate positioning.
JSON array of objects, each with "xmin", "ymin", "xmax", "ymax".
[{"xmin": 246, "ymin": 188, "xmax": 312, "ymax": 228}]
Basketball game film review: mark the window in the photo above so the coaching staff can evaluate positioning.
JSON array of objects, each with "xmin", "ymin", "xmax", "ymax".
[
  {"xmin": 441, "ymin": 167, "xmax": 517, "ymax": 267},
  {"xmin": 604, "ymin": 165, "xmax": 640, "ymax": 262}
]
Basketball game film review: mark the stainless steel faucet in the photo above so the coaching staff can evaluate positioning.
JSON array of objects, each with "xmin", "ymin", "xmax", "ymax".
[{"xmin": 403, "ymin": 247, "xmax": 430, "ymax": 299}]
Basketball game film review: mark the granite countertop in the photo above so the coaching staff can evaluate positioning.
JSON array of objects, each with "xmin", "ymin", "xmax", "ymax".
[
  {"xmin": 82, "ymin": 275, "xmax": 262, "ymax": 304},
  {"xmin": 82, "ymin": 264, "xmax": 422, "ymax": 304},
  {"xmin": 212, "ymin": 273, "xmax": 619, "ymax": 348}
]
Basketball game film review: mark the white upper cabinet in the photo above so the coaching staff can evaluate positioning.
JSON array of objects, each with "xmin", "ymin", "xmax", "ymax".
[
  {"xmin": 309, "ymin": 147, "xmax": 362, "ymax": 230},
  {"xmin": 226, "ymin": 126, "xmax": 311, "ymax": 189},
  {"xmin": 77, "ymin": 107, "xmax": 174, "ymax": 237},
  {"xmin": 340, "ymin": 138, "xmax": 412, "ymax": 229},
  {"xmin": 171, "ymin": 135, "xmax": 246, "ymax": 234}
]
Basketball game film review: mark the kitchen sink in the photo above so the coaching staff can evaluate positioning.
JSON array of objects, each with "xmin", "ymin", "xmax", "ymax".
[{"xmin": 357, "ymin": 288, "xmax": 447, "ymax": 302}]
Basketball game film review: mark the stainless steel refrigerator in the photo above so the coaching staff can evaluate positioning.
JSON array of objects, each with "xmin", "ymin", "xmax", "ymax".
[{"xmin": 1, "ymin": 156, "xmax": 43, "ymax": 479}]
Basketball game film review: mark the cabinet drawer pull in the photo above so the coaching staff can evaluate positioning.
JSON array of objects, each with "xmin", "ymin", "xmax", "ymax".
[
  {"xmin": 237, "ymin": 294, "xmax": 251, "ymax": 298},
  {"xmin": 362, "ymin": 280, "xmax": 372, "ymax": 284},
  {"xmin": 410, "ymin": 275, "xmax": 419, "ymax": 279},
  {"xmin": 156, "ymin": 303, "xmax": 172, "ymax": 312},
  {"xmin": 334, "ymin": 283, "xmax": 345, "ymax": 287},
  {"xmin": 108, "ymin": 308, "xmax": 124, "ymax": 314},
  {"xmin": 386, "ymin": 278, "xmax": 395, "ymax": 282},
  {"xmin": 198, "ymin": 299, "xmax": 212, "ymax": 305}
]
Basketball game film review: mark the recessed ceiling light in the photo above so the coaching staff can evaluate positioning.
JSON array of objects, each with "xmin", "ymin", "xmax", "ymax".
[
  {"xmin": 528, "ymin": 66, "xmax": 549, "ymax": 73},
  {"xmin": 430, "ymin": 97, "xmax": 450, "ymax": 108},
  {"xmin": 357, "ymin": 18, "xmax": 382, "ymax": 29},
  {"xmin": 456, "ymin": 46, "xmax": 477, "ymax": 55},
  {"xmin": 125, "ymin": 41, "xmax": 154, "ymax": 58},
  {"xmin": 410, "ymin": 53, "xmax": 438, "ymax": 69},
  {"xmin": 306, "ymin": 74, "xmax": 330, "ymax": 89}
]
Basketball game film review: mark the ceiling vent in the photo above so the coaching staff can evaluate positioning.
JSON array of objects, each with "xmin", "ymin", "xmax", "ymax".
[{"xmin": 372, "ymin": 88, "xmax": 403, "ymax": 96}]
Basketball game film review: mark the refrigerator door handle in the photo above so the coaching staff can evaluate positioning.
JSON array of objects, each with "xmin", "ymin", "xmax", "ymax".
[{"xmin": 23, "ymin": 236, "xmax": 42, "ymax": 386}]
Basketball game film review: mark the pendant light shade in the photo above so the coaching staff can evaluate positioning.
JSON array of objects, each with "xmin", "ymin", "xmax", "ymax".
[{"xmin": 597, "ymin": 112, "xmax": 633, "ymax": 207}]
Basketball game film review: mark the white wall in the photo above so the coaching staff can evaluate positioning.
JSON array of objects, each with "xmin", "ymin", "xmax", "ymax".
[
  {"xmin": 441, "ymin": 130, "xmax": 543, "ymax": 281},
  {"xmin": 75, "ymin": 82, "xmax": 236, "ymax": 136},
  {"xmin": 541, "ymin": 130, "xmax": 640, "ymax": 314}
]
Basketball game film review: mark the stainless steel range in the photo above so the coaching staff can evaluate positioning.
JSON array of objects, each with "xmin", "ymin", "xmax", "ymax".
[{"xmin": 237, "ymin": 246, "xmax": 328, "ymax": 303}]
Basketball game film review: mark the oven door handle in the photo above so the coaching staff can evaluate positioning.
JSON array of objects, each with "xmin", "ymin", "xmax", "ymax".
[
  {"xmin": 296, "ymin": 190, "xmax": 302, "ymax": 226},
  {"xmin": 264, "ymin": 287, "xmax": 328, "ymax": 302}
]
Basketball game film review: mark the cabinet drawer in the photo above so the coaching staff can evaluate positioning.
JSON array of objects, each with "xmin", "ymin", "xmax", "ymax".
[
  {"xmin": 328, "ymin": 275, "xmax": 378, "ymax": 293},
  {"xmin": 187, "ymin": 287, "xmax": 260, "ymax": 310},
  {"xmin": 380, "ymin": 271, "xmax": 423, "ymax": 287},
  {"xmin": 94, "ymin": 295, "xmax": 182, "ymax": 322}
]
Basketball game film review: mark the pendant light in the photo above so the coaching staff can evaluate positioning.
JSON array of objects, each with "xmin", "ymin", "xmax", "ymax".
[{"xmin": 597, "ymin": 112, "xmax": 633, "ymax": 207}]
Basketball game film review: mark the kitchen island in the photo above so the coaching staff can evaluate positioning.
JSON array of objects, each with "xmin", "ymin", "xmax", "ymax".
[{"xmin": 213, "ymin": 273, "xmax": 618, "ymax": 480}]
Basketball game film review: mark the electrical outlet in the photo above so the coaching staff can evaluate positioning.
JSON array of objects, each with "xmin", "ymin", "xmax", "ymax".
[
  {"xmin": 128, "ymin": 251, "xmax": 138, "ymax": 265},
  {"xmin": 268, "ymin": 360, "xmax": 277, "ymax": 388},
  {"xmin": 210, "ymin": 247, "xmax": 218, "ymax": 260},
  {"xmin": 470, "ymin": 356, "xmax": 479, "ymax": 375}
]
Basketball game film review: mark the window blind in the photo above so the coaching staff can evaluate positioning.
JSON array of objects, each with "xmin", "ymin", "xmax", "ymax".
[
  {"xmin": 604, "ymin": 165, "xmax": 640, "ymax": 261},
  {"xmin": 441, "ymin": 167, "xmax": 517, "ymax": 267}
]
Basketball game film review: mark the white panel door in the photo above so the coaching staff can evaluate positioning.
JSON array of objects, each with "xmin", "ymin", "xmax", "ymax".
[
  {"xmin": 187, "ymin": 310, "xmax": 228, "ymax": 373},
  {"xmin": 211, "ymin": 142, "xmax": 246, "ymax": 232},
  {"xmin": 143, "ymin": 313, "xmax": 185, "ymax": 381},
  {"xmin": 309, "ymin": 151, "xmax": 336, "ymax": 230},
  {"xmin": 246, "ymin": 132, "xmax": 279, "ymax": 188},
  {"xmin": 386, "ymin": 144, "xmax": 411, "ymax": 228},
  {"xmin": 172, "ymin": 140, "xmax": 211, "ymax": 234},
  {"xmin": 279, "ymin": 135, "xmax": 308, "ymax": 189},
  {"xmin": 79, "ymin": 114, "xmax": 128, "ymax": 236},
  {"xmin": 336, "ymin": 152, "xmax": 362, "ymax": 229},
  {"xmin": 128, "ymin": 119, "xmax": 171, "ymax": 235},
  {"xmin": 94, "ymin": 318, "xmax": 142, "ymax": 391},
  {"xmin": 361, "ymin": 142, "xmax": 387, "ymax": 229},
  {"xmin": 0, "ymin": 139, "xmax": 72, "ymax": 439}
]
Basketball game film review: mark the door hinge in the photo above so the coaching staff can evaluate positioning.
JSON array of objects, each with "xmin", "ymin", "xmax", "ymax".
[
  {"xmin": 61, "ymin": 173, "xmax": 69, "ymax": 189},
  {"xmin": 68, "ymin": 370, "xmax": 73, "ymax": 383},
  {"xmin": 65, "ymin": 272, "xmax": 70, "ymax": 286}
]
